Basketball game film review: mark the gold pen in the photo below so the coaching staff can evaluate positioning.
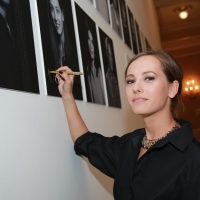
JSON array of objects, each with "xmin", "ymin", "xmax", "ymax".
[{"xmin": 49, "ymin": 70, "xmax": 83, "ymax": 75}]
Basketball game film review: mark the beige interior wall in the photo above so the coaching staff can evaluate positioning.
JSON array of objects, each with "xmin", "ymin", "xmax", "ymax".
[{"xmin": 0, "ymin": 0, "xmax": 161, "ymax": 199}]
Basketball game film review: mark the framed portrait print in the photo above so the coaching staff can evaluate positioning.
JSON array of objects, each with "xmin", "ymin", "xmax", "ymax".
[
  {"xmin": 109, "ymin": 0, "xmax": 122, "ymax": 38},
  {"xmin": 127, "ymin": 7, "xmax": 138, "ymax": 54},
  {"xmin": 145, "ymin": 38, "xmax": 152, "ymax": 51},
  {"xmin": 135, "ymin": 20, "xmax": 142, "ymax": 53},
  {"xmin": 37, "ymin": 0, "xmax": 82, "ymax": 100},
  {"xmin": 95, "ymin": 0, "xmax": 110, "ymax": 23},
  {"xmin": 75, "ymin": 3, "xmax": 106, "ymax": 105},
  {"xmin": 99, "ymin": 28, "xmax": 121, "ymax": 108},
  {"xmin": 0, "ymin": 0, "xmax": 39, "ymax": 93},
  {"xmin": 119, "ymin": 0, "xmax": 131, "ymax": 49}
]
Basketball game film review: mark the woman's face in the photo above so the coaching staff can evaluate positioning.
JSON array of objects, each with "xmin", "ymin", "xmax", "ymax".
[
  {"xmin": 125, "ymin": 55, "xmax": 174, "ymax": 117},
  {"xmin": 50, "ymin": 0, "xmax": 64, "ymax": 35},
  {"xmin": 88, "ymin": 30, "xmax": 95, "ymax": 60}
]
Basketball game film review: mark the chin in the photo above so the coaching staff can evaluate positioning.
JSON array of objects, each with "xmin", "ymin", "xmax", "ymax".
[
  {"xmin": 131, "ymin": 107, "xmax": 152, "ymax": 116},
  {"xmin": 132, "ymin": 109, "xmax": 145, "ymax": 115}
]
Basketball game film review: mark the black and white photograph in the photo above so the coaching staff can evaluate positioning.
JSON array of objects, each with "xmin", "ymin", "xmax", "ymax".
[
  {"xmin": 99, "ymin": 28, "xmax": 121, "ymax": 108},
  {"xmin": 110, "ymin": 0, "xmax": 122, "ymax": 38},
  {"xmin": 37, "ymin": 0, "xmax": 82, "ymax": 100},
  {"xmin": 0, "ymin": 0, "xmax": 39, "ymax": 93},
  {"xmin": 135, "ymin": 20, "xmax": 142, "ymax": 53},
  {"xmin": 145, "ymin": 38, "xmax": 152, "ymax": 51},
  {"xmin": 75, "ymin": 3, "xmax": 105, "ymax": 105},
  {"xmin": 125, "ymin": 53, "xmax": 131, "ymax": 66},
  {"xmin": 127, "ymin": 7, "xmax": 138, "ymax": 54},
  {"xmin": 119, "ymin": 0, "xmax": 131, "ymax": 49},
  {"xmin": 95, "ymin": 0, "xmax": 110, "ymax": 23}
]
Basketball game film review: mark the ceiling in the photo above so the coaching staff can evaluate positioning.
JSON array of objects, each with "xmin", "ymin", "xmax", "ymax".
[{"xmin": 153, "ymin": 0, "xmax": 200, "ymax": 58}]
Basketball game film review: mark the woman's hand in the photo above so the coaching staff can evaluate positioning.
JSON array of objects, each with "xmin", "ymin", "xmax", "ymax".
[
  {"xmin": 56, "ymin": 67, "xmax": 88, "ymax": 142},
  {"xmin": 56, "ymin": 66, "xmax": 74, "ymax": 97}
]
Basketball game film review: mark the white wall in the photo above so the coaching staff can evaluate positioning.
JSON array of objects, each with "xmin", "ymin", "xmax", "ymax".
[{"xmin": 0, "ymin": 0, "xmax": 161, "ymax": 199}]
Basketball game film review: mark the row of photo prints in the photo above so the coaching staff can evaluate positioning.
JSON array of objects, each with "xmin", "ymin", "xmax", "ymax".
[
  {"xmin": 89, "ymin": 0, "xmax": 152, "ymax": 54},
  {"xmin": 0, "ymin": 0, "xmax": 151, "ymax": 108}
]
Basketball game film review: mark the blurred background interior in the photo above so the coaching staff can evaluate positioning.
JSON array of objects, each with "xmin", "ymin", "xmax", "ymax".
[{"xmin": 153, "ymin": 0, "xmax": 200, "ymax": 141}]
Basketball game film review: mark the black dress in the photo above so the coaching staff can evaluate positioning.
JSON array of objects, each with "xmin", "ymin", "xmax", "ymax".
[{"xmin": 74, "ymin": 119, "xmax": 200, "ymax": 200}]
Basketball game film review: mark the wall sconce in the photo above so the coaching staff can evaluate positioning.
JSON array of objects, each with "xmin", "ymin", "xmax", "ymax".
[
  {"xmin": 184, "ymin": 80, "xmax": 199, "ymax": 98},
  {"xmin": 174, "ymin": 5, "xmax": 192, "ymax": 19}
]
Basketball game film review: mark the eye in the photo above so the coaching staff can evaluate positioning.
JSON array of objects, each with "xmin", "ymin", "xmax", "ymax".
[
  {"xmin": 126, "ymin": 79, "xmax": 135, "ymax": 84},
  {"xmin": 145, "ymin": 76, "xmax": 155, "ymax": 81},
  {"xmin": 56, "ymin": 8, "xmax": 60, "ymax": 14}
]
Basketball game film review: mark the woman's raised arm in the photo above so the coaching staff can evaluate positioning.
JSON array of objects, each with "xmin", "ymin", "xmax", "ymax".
[{"xmin": 56, "ymin": 66, "xmax": 88, "ymax": 142}]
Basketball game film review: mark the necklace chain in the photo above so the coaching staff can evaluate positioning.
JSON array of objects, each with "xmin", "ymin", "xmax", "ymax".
[{"xmin": 141, "ymin": 122, "xmax": 181, "ymax": 150}]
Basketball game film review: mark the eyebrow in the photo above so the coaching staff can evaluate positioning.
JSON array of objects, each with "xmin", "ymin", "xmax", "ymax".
[{"xmin": 125, "ymin": 71, "xmax": 157, "ymax": 78}]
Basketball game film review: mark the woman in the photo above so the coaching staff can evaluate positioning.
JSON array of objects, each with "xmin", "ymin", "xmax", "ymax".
[
  {"xmin": 56, "ymin": 50, "xmax": 200, "ymax": 199},
  {"xmin": 84, "ymin": 19, "xmax": 105, "ymax": 105},
  {"xmin": 110, "ymin": 0, "xmax": 121, "ymax": 37},
  {"xmin": 48, "ymin": 0, "xmax": 82, "ymax": 100},
  {"xmin": 49, "ymin": 0, "xmax": 70, "ymax": 69},
  {"xmin": 48, "ymin": 0, "xmax": 69, "ymax": 85},
  {"xmin": 104, "ymin": 37, "xmax": 121, "ymax": 107}
]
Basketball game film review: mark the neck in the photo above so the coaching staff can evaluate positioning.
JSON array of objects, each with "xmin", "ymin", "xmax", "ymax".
[
  {"xmin": 142, "ymin": 112, "xmax": 176, "ymax": 140},
  {"xmin": 91, "ymin": 59, "xmax": 95, "ymax": 67},
  {"xmin": 60, "ymin": 31, "xmax": 65, "ymax": 44}
]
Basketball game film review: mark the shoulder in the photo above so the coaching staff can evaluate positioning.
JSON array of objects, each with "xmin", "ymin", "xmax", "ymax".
[
  {"xmin": 120, "ymin": 128, "xmax": 144, "ymax": 142},
  {"xmin": 183, "ymin": 138, "xmax": 200, "ymax": 171},
  {"xmin": 123, "ymin": 128, "xmax": 144, "ymax": 137},
  {"xmin": 189, "ymin": 138, "xmax": 200, "ymax": 156}
]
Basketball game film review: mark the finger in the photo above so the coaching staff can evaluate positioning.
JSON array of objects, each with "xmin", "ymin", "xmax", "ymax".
[
  {"xmin": 55, "ymin": 74, "xmax": 65, "ymax": 85},
  {"xmin": 57, "ymin": 66, "xmax": 73, "ymax": 74}
]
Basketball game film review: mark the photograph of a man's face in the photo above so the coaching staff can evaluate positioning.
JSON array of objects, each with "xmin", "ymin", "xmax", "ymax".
[
  {"xmin": 37, "ymin": 0, "xmax": 82, "ymax": 100},
  {"xmin": 0, "ymin": 0, "xmax": 39, "ymax": 93},
  {"xmin": 75, "ymin": 3, "xmax": 105, "ymax": 105}
]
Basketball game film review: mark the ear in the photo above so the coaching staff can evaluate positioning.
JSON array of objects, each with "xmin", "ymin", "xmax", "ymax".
[{"xmin": 168, "ymin": 80, "xmax": 179, "ymax": 98}]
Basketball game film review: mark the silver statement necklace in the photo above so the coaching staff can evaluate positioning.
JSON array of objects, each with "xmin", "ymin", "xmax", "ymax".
[{"xmin": 141, "ymin": 122, "xmax": 181, "ymax": 150}]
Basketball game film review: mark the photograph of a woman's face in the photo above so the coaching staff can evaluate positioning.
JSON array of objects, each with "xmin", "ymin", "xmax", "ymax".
[
  {"xmin": 99, "ymin": 28, "xmax": 121, "ymax": 108},
  {"xmin": 37, "ymin": 0, "xmax": 82, "ymax": 100},
  {"xmin": 75, "ymin": 3, "xmax": 105, "ymax": 105}
]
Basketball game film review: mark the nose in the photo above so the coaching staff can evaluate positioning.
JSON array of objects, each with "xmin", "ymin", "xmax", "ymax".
[
  {"xmin": 54, "ymin": 11, "xmax": 58, "ymax": 21},
  {"xmin": 132, "ymin": 80, "xmax": 143, "ymax": 93},
  {"xmin": 51, "ymin": 9, "xmax": 58, "ymax": 21}
]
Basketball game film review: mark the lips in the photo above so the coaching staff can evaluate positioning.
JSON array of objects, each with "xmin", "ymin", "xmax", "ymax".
[
  {"xmin": 132, "ymin": 97, "xmax": 147, "ymax": 103},
  {"xmin": 55, "ymin": 23, "xmax": 60, "ymax": 29}
]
